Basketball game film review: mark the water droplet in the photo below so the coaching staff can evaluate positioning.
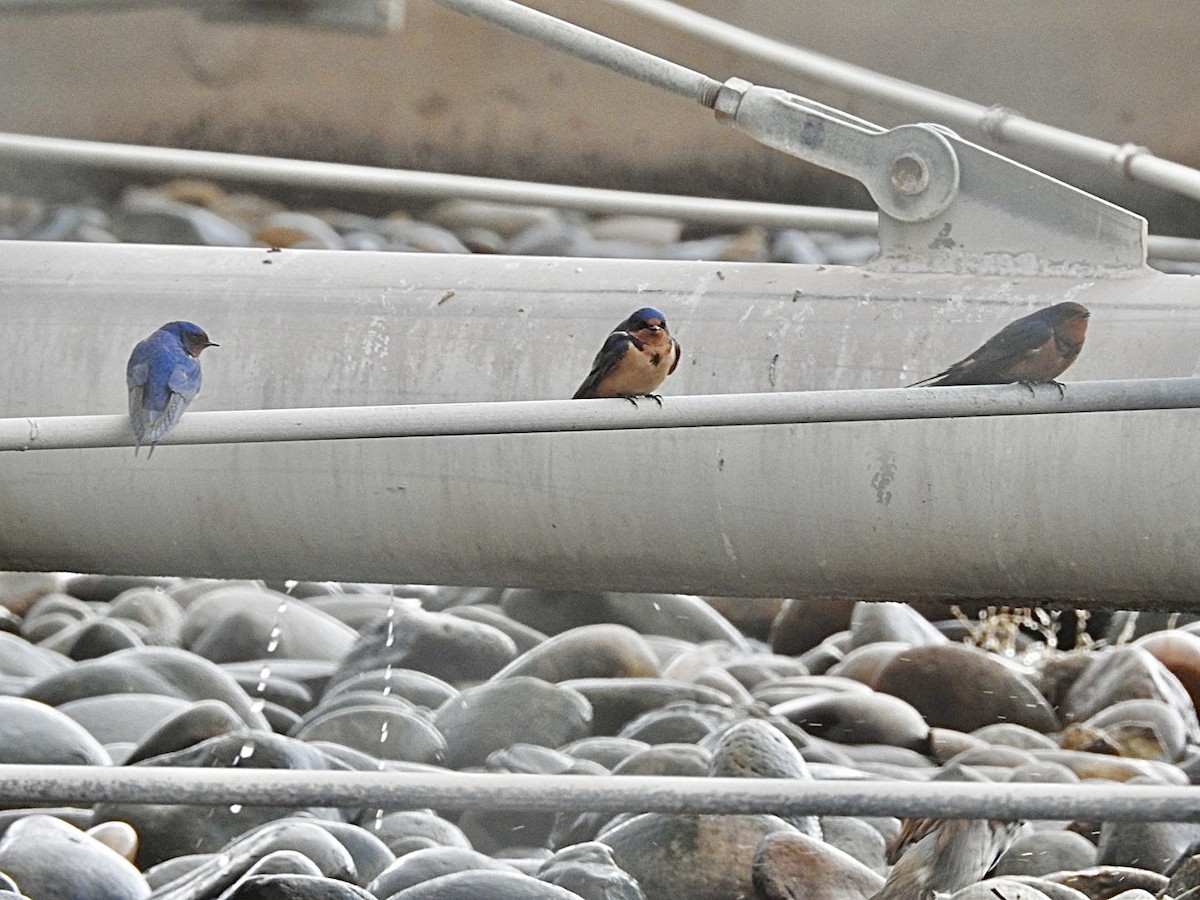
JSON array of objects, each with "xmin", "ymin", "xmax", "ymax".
[
  {"xmin": 229, "ymin": 804, "xmax": 242, "ymax": 814},
  {"xmin": 384, "ymin": 599, "xmax": 399, "ymax": 646},
  {"xmin": 239, "ymin": 742, "xmax": 255, "ymax": 759},
  {"xmin": 250, "ymin": 698, "xmax": 265, "ymax": 715},
  {"xmin": 256, "ymin": 664, "xmax": 271, "ymax": 695},
  {"xmin": 379, "ymin": 722, "xmax": 390, "ymax": 743},
  {"xmin": 266, "ymin": 637, "xmax": 279, "ymax": 653},
  {"xmin": 284, "ymin": 580, "xmax": 298, "ymax": 595}
]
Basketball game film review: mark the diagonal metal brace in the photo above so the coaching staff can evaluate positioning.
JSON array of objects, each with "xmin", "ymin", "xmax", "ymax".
[
  {"xmin": 415, "ymin": 2, "xmax": 1146, "ymax": 275},
  {"xmin": 713, "ymin": 77, "xmax": 1147, "ymax": 275}
]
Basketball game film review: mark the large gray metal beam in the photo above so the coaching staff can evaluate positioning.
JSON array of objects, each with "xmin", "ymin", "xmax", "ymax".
[{"xmin": 1, "ymin": 240, "xmax": 1199, "ymax": 604}]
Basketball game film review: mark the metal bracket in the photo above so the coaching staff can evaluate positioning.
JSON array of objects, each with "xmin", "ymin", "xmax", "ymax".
[{"xmin": 714, "ymin": 77, "xmax": 1147, "ymax": 276}]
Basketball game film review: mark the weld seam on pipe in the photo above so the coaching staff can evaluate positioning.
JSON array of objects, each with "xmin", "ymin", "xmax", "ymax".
[
  {"xmin": 0, "ymin": 766, "xmax": 1196, "ymax": 820},
  {"xmin": 3, "ymin": 379, "xmax": 1200, "ymax": 452}
]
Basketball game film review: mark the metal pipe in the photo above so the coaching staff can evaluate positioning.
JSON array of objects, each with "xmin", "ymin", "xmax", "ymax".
[
  {"xmin": 1148, "ymin": 235, "xmax": 1200, "ymax": 264},
  {"xmin": 0, "ymin": 132, "xmax": 878, "ymax": 234},
  {"xmin": 6, "ymin": 241, "xmax": 1200, "ymax": 601},
  {"xmin": 0, "ymin": 766, "xmax": 1196, "ymax": 821},
  {"xmin": 5, "ymin": 379, "xmax": 1200, "ymax": 453},
  {"xmin": 600, "ymin": 0, "xmax": 1200, "ymax": 205},
  {"xmin": 5, "ymin": 130, "xmax": 1200, "ymax": 259},
  {"xmin": 425, "ymin": 0, "xmax": 722, "ymax": 107}
]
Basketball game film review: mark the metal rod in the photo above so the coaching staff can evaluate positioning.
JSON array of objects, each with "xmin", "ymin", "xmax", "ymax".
[
  {"xmin": 0, "ymin": 132, "xmax": 877, "ymax": 234},
  {"xmin": 4, "ymin": 379, "xmax": 1200, "ymax": 453},
  {"xmin": 1147, "ymin": 234, "xmax": 1200, "ymax": 263},
  {"xmin": 425, "ymin": 0, "xmax": 722, "ymax": 107},
  {"xmin": 0, "ymin": 765, "xmax": 1196, "ymax": 821},
  {"xmin": 601, "ymin": 0, "xmax": 1200, "ymax": 205},
  {"xmin": 3, "ymin": 132, "xmax": 1198, "ymax": 261}
]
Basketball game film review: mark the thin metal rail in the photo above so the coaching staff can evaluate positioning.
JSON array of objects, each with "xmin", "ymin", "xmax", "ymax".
[
  {"xmin": 0, "ymin": 766, "xmax": 1196, "ymax": 821},
  {"xmin": 4, "ymin": 379, "xmax": 1200, "ymax": 453},
  {"xmin": 2, "ymin": 132, "xmax": 1197, "ymax": 260},
  {"xmin": 0, "ymin": 132, "xmax": 877, "ymax": 234},
  {"xmin": 600, "ymin": 0, "xmax": 1200, "ymax": 205}
]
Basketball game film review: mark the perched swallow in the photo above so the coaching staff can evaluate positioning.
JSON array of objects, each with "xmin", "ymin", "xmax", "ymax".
[
  {"xmin": 909, "ymin": 301, "xmax": 1090, "ymax": 392},
  {"xmin": 869, "ymin": 817, "xmax": 1023, "ymax": 900},
  {"xmin": 572, "ymin": 307, "xmax": 681, "ymax": 405},
  {"xmin": 126, "ymin": 321, "xmax": 217, "ymax": 457}
]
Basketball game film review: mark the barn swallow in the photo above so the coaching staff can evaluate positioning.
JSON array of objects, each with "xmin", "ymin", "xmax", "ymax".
[
  {"xmin": 870, "ymin": 817, "xmax": 1022, "ymax": 900},
  {"xmin": 572, "ymin": 307, "xmax": 681, "ymax": 405},
  {"xmin": 127, "ymin": 321, "xmax": 217, "ymax": 457},
  {"xmin": 909, "ymin": 301, "xmax": 1090, "ymax": 394}
]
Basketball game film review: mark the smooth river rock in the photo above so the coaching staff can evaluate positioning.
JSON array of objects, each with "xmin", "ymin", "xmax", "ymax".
[
  {"xmin": 434, "ymin": 677, "xmax": 592, "ymax": 768},
  {"xmin": 22, "ymin": 646, "xmax": 270, "ymax": 729},
  {"xmin": 873, "ymin": 644, "xmax": 1059, "ymax": 733},
  {"xmin": 0, "ymin": 814, "xmax": 149, "ymax": 900},
  {"xmin": 601, "ymin": 813, "xmax": 798, "ymax": 900},
  {"xmin": 0, "ymin": 696, "xmax": 111, "ymax": 765},
  {"xmin": 330, "ymin": 610, "xmax": 518, "ymax": 688}
]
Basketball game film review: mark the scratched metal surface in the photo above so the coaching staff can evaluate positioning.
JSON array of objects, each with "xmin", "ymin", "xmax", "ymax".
[{"xmin": 1, "ymin": 240, "xmax": 1199, "ymax": 604}]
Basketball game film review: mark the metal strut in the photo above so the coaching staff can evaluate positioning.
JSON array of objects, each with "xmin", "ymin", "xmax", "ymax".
[
  {"xmin": 0, "ymin": 765, "xmax": 1197, "ymax": 821},
  {"xmin": 426, "ymin": 0, "xmax": 1149, "ymax": 276},
  {"xmin": 3, "ymin": 379, "xmax": 1200, "ymax": 452},
  {"xmin": 0, "ymin": 132, "xmax": 879, "ymax": 234},
  {"xmin": 602, "ymin": 0, "xmax": 1200, "ymax": 210},
  {"xmin": 3, "ymin": 131, "xmax": 1199, "ymax": 260}
]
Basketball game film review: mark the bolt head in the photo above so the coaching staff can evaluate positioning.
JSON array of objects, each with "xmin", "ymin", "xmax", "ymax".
[{"xmin": 890, "ymin": 154, "xmax": 930, "ymax": 196}]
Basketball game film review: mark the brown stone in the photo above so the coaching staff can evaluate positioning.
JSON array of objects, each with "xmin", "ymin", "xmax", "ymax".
[
  {"xmin": 873, "ymin": 644, "xmax": 1058, "ymax": 733},
  {"xmin": 769, "ymin": 598, "xmax": 856, "ymax": 656},
  {"xmin": 1137, "ymin": 630, "xmax": 1200, "ymax": 713},
  {"xmin": 752, "ymin": 831, "xmax": 883, "ymax": 900}
]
